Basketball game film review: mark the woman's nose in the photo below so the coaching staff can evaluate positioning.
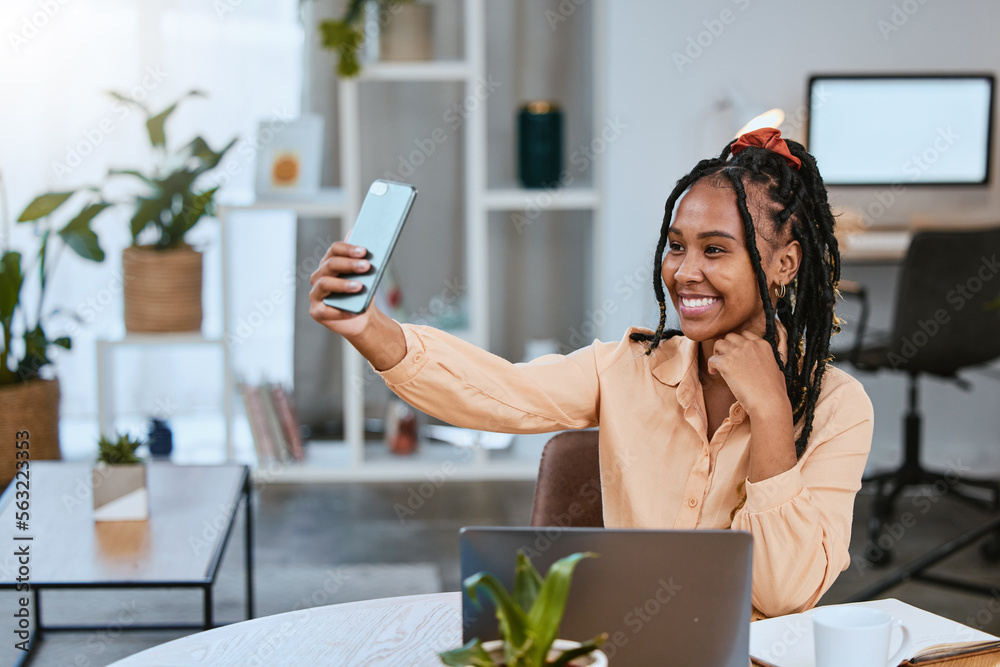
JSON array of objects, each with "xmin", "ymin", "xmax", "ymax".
[{"xmin": 672, "ymin": 253, "xmax": 704, "ymax": 284}]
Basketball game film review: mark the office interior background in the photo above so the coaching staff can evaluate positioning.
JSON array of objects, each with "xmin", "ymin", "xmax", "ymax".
[{"xmin": 3, "ymin": 0, "xmax": 1000, "ymax": 664}]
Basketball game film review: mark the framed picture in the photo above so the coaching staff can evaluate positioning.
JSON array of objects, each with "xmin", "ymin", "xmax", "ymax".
[{"xmin": 253, "ymin": 114, "xmax": 324, "ymax": 197}]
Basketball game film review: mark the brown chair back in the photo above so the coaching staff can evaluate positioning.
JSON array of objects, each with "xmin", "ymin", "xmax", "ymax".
[{"xmin": 529, "ymin": 430, "xmax": 604, "ymax": 527}]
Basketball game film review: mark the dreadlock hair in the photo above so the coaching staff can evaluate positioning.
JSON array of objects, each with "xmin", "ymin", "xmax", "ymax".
[{"xmin": 630, "ymin": 137, "xmax": 841, "ymax": 458}]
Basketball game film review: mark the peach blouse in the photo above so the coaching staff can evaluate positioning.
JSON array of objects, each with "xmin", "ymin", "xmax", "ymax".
[{"xmin": 376, "ymin": 323, "xmax": 874, "ymax": 617}]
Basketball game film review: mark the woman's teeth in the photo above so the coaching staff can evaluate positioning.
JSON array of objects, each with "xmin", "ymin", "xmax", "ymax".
[{"xmin": 682, "ymin": 297, "xmax": 719, "ymax": 307}]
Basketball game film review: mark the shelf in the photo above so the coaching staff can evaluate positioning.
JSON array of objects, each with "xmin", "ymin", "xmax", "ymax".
[
  {"xmin": 250, "ymin": 440, "xmax": 541, "ymax": 483},
  {"xmin": 359, "ymin": 61, "xmax": 472, "ymax": 82},
  {"xmin": 217, "ymin": 188, "xmax": 347, "ymax": 217},
  {"xmin": 484, "ymin": 187, "xmax": 600, "ymax": 211},
  {"xmin": 97, "ymin": 333, "xmax": 225, "ymax": 347}
]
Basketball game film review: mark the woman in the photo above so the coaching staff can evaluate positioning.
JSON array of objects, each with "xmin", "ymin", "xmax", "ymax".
[{"xmin": 309, "ymin": 128, "xmax": 873, "ymax": 617}]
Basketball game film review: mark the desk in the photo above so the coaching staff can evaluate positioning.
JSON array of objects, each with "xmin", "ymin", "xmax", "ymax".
[
  {"xmin": 840, "ymin": 230, "xmax": 912, "ymax": 262},
  {"xmin": 108, "ymin": 592, "xmax": 461, "ymax": 666},
  {"xmin": 0, "ymin": 462, "xmax": 253, "ymax": 662}
]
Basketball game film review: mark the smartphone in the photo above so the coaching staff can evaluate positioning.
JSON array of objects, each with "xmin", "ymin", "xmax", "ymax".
[{"xmin": 323, "ymin": 179, "xmax": 417, "ymax": 314}]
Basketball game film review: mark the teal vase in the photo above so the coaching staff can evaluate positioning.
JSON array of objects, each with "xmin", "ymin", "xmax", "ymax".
[{"xmin": 518, "ymin": 101, "xmax": 563, "ymax": 188}]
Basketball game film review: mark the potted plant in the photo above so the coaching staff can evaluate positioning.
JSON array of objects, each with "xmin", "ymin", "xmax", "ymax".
[
  {"xmin": 0, "ymin": 176, "xmax": 109, "ymax": 486},
  {"xmin": 439, "ymin": 551, "xmax": 608, "ymax": 667},
  {"xmin": 318, "ymin": 0, "xmax": 433, "ymax": 78},
  {"xmin": 108, "ymin": 90, "xmax": 235, "ymax": 333},
  {"xmin": 92, "ymin": 432, "xmax": 149, "ymax": 521}
]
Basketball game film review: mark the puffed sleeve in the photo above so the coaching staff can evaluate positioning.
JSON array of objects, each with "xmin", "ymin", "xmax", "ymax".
[
  {"xmin": 731, "ymin": 372, "xmax": 874, "ymax": 617},
  {"xmin": 376, "ymin": 323, "xmax": 607, "ymax": 433}
]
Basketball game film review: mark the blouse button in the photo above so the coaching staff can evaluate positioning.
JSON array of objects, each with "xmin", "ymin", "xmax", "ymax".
[
  {"xmin": 734, "ymin": 406, "xmax": 744, "ymax": 417},
  {"xmin": 413, "ymin": 353, "xmax": 424, "ymax": 363},
  {"xmin": 687, "ymin": 497, "xmax": 698, "ymax": 508}
]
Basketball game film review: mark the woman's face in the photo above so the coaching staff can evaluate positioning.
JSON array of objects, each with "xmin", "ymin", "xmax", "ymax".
[{"xmin": 661, "ymin": 178, "xmax": 797, "ymax": 344}]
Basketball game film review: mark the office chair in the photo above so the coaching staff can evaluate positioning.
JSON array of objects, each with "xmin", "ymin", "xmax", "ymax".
[
  {"xmin": 834, "ymin": 226, "xmax": 1000, "ymax": 566},
  {"xmin": 529, "ymin": 430, "xmax": 604, "ymax": 527}
]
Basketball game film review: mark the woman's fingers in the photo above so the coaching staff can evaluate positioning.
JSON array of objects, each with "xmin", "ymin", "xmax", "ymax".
[
  {"xmin": 322, "ymin": 241, "xmax": 367, "ymax": 262},
  {"xmin": 311, "ymin": 275, "xmax": 364, "ymax": 298},
  {"xmin": 311, "ymin": 255, "xmax": 371, "ymax": 286}
]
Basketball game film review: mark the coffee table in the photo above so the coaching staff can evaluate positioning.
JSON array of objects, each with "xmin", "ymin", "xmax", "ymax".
[{"xmin": 0, "ymin": 462, "xmax": 253, "ymax": 665}]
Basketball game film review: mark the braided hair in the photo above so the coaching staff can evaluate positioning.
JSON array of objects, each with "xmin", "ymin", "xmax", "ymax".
[{"xmin": 630, "ymin": 136, "xmax": 841, "ymax": 457}]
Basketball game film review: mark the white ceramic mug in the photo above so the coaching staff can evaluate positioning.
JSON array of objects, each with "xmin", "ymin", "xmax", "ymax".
[{"xmin": 813, "ymin": 607, "xmax": 911, "ymax": 667}]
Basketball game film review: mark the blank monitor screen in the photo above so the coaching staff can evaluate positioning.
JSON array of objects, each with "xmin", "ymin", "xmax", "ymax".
[{"xmin": 807, "ymin": 75, "xmax": 994, "ymax": 186}]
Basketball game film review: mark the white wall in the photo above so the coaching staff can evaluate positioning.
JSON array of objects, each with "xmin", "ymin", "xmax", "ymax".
[{"xmin": 601, "ymin": 0, "xmax": 1000, "ymax": 472}]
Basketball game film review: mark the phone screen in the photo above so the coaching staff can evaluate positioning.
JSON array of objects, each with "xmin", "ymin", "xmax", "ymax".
[{"xmin": 323, "ymin": 179, "xmax": 417, "ymax": 314}]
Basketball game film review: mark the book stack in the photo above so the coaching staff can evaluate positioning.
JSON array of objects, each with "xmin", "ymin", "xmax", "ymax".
[{"xmin": 240, "ymin": 382, "xmax": 305, "ymax": 464}]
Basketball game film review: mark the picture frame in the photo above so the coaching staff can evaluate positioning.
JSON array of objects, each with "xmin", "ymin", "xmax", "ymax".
[{"xmin": 253, "ymin": 114, "xmax": 324, "ymax": 197}]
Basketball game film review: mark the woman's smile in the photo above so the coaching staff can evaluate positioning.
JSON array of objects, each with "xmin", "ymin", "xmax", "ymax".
[{"xmin": 677, "ymin": 293, "xmax": 721, "ymax": 317}]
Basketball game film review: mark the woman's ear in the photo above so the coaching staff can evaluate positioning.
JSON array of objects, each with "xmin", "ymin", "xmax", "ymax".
[{"xmin": 778, "ymin": 239, "xmax": 802, "ymax": 285}]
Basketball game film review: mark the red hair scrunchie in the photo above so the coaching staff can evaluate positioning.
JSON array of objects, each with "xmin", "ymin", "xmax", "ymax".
[{"xmin": 731, "ymin": 127, "xmax": 801, "ymax": 170}]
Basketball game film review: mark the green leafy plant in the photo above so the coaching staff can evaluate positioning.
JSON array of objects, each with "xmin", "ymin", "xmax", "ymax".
[
  {"xmin": 108, "ymin": 90, "xmax": 236, "ymax": 250},
  {"xmin": 317, "ymin": 0, "xmax": 412, "ymax": 77},
  {"xmin": 96, "ymin": 432, "xmax": 145, "ymax": 465},
  {"xmin": 440, "ymin": 551, "xmax": 606, "ymax": 667},
  {"xmin": 1, "ymin": 174, "xmax": 109, "ymax": 388}
]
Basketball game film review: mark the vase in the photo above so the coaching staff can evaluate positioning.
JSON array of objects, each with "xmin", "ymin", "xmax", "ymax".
[
  {"xmin": 379, "ymin": 2, "xmax": 434, "ymax": 62},
  {"xmin": 476, "ymin": 639, "xmax": 608, "ymax": 667},
  {"xmin": 0, "ymin": 378, "xmax": 61, "ymax": 488},
  {"xmin": 518, "ymin": 101, "xmax": 564, "ymax": 188},
  {"xmin": 92, "ymin": 462, "xmax": 149, "ymax": 521},
  {"xmin": 122, "ymin": 244, "xmax": 203, "ymax": 333}
]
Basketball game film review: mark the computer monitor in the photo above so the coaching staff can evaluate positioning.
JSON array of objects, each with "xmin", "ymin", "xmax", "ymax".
[{"xmin": 807, "ymin": 74, "xmax": 994, "ymax": 186}]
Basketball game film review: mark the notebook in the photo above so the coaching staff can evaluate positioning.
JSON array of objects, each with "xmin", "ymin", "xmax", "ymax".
[{"xmin": 459, "ymin": 527, "xmax": 753, "ymax": 667}]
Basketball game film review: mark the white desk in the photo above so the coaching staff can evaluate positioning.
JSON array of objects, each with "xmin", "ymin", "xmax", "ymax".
[{"xmin": 109, "ymin": 592, "xmax": 461, "ymax": 666}]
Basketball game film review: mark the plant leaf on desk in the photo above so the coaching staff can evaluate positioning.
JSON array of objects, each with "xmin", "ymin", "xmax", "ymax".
[
  {"xmin": 549, "ymin": 634, "xmax": 608, "ymax": 667},
  {"xmin": 438, "ymin": 638, "xmax": 497, "ymax": 667},
  {"xmin": 514, "ymin": 550, "xmax": 543, "ymax": 613},
  {"xmin": 527, "ymin": 552, "xmax": 598, "ymax": 665},
  {"xmin": 464, "ymin": 571, "xmax": 530, "ymax": 650}
]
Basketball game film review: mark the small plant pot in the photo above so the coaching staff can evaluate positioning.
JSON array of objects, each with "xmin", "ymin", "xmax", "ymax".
[
  {"xmin": 122, "ymin": 244, "xmax": 203, "ymax": 333},
  {"xmin": 380, "ymin": 2, "xmax": 434, "ymax": 61},
  {"xmin": 0, "ymin": 378, "xmax": 61, "ymax": 488},
  {"xmin": 92, "ymin": 463, "xmax": 149, "ymax": 521},
  {"xmin": 477, "ymin": 639, "xmax": 608, "ymax": 667}
]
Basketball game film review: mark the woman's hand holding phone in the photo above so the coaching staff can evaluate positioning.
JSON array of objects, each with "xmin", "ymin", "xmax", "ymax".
[{"xmin": 309, "ymin": 241, "xmax": 407, "ymax": 370}]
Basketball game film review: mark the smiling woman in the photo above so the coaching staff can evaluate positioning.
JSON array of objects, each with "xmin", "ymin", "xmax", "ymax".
[{"xmin": 311, "ymin": 127, "xmax": 874, "ymax": 618}]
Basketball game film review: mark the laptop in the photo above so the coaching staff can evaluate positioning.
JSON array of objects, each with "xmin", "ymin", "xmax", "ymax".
[{"xmin": 460, "ymin": 527, "xmax": 753, "ymax": 667}]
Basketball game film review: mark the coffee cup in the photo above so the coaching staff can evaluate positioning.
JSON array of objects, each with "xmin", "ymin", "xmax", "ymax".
[{"xmin": 813, "ymin": 607, "xmax": 911, "ymax": 667}]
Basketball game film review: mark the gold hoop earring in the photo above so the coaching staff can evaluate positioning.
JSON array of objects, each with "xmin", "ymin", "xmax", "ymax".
[{"xmin": 775, "ymin": 282, "xmax": 786, "ymax": 298}]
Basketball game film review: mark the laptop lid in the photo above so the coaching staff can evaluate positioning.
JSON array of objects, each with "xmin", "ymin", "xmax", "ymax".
[{"xmin": 460, "ymin": 527, "xmax": 753, "ymax": 667}]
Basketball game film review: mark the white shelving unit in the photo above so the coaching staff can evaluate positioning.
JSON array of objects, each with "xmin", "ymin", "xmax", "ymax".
[
  {"xmin": 95, "ymin": 190, "xmax": 348, "ymax": 456},
  {"xmin": 261, "ymin": 0, "xmax": 604, "ymax": 481},
  {"xmin": 96, "ymin": 333, "xmax": 235, "ymax": 451},
  {"xmin": 107, "ymin": 0, "xmax": 606, "ymax": 482},
  {"xmin": 215, "ymin": 189, "xmax": 348, "ymax": 461}
]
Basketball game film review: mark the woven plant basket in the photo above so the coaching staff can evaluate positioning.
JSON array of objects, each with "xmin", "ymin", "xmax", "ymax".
[
  {"xmin": 123, "ymin": 244, "xmax": 203, "ymax": 333},
  {"xmin": 0, "ymin": 378, "xmax": 61, "ymax": 488}
]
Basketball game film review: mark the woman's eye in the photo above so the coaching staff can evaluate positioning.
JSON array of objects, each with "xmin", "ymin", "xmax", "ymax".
[
  {"xmin": 668, "ymin": 242, "xmax": 683, "ymax": 252},
  {"xmin": 705, "ymin": 246, "xmax": 724, "ymax": 255}
]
